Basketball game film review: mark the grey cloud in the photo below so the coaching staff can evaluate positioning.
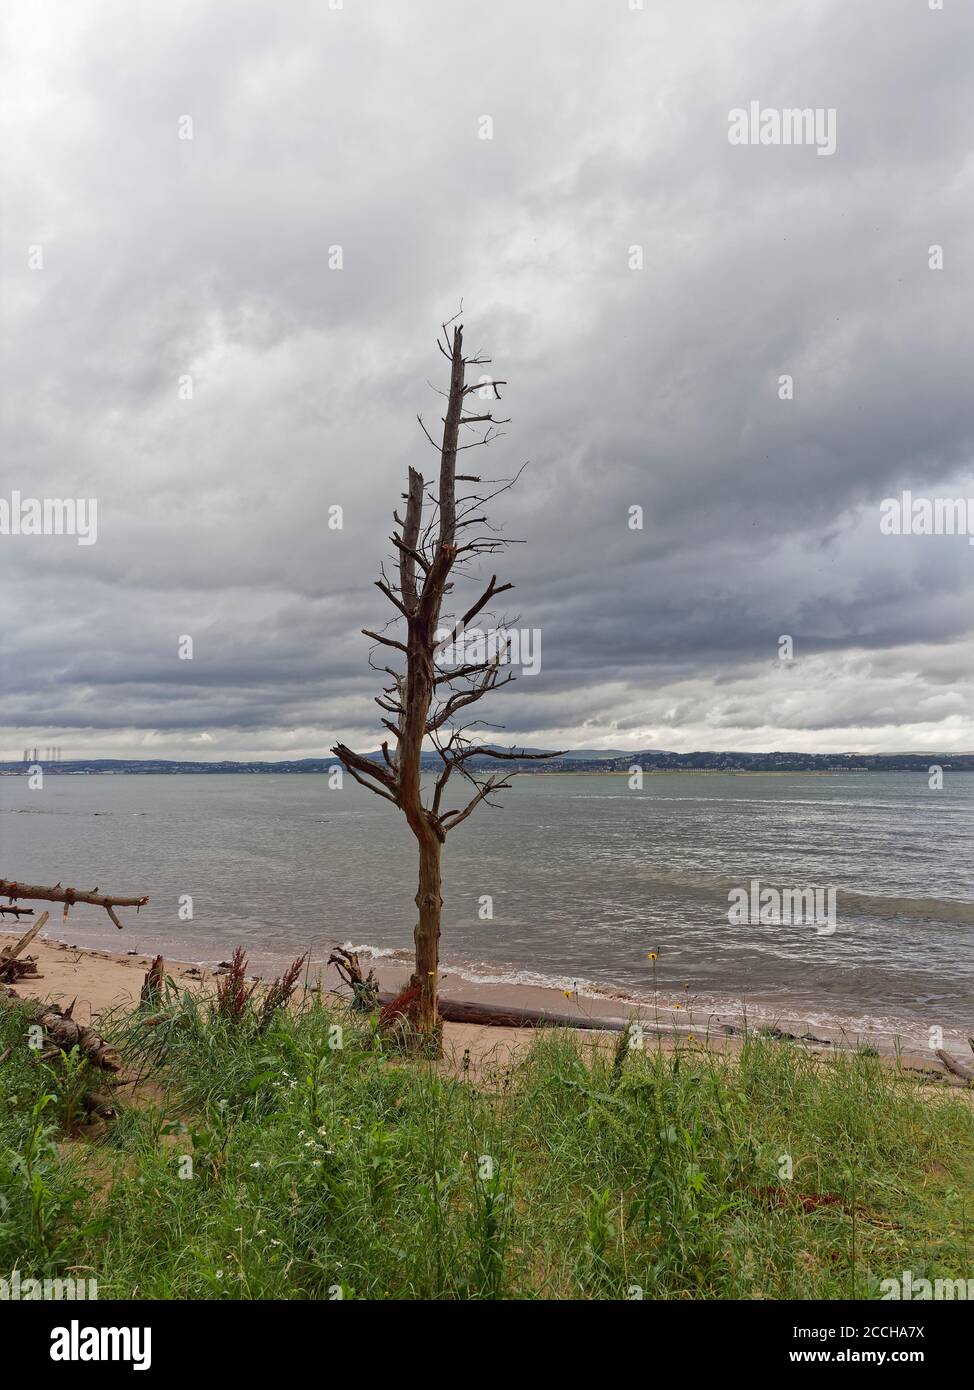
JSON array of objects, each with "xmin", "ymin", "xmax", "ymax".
[{"xmin": 2, "ymin": 0, "xmax": 973, "ymax": 759}]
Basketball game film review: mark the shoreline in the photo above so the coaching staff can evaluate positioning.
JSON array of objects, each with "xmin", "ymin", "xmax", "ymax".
[
  {"xmin": 2, "ymin": 926, "xmax": 966, "ymax": 1079},
  {"xmin": 336, "ymin": 944, "xmax": 970, "ymax": 1058}
]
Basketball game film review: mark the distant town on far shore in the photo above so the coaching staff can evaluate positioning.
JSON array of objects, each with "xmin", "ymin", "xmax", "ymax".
[{"xmin": 3, "ymin": 750, "xmax": 973, "ymax": 776}]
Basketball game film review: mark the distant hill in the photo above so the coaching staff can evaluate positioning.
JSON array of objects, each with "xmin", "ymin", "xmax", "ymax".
[
  {"xmin": 551, "ymin": 748, "xmax": 667, "ymax": 761},
  {"xmin": 2, "ymin": 751, "xmax": 972, "ymax": 775}
]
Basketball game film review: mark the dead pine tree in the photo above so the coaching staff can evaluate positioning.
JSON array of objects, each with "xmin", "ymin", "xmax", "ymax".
[{"xmin": 332, "ymin": 314, "xmax": 559, "ymax": 1055}]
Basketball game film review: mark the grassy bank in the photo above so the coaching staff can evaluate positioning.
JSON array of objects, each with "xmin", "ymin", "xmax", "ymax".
[{"xmin": 1, "ymin": 988, "xmax": 971, "ymax": 1299}]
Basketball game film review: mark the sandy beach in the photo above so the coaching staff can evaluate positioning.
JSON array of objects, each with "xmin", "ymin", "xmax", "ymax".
[{"xmin": 2, "ymin": 926, "xmax": 965, "ymax": 1085}]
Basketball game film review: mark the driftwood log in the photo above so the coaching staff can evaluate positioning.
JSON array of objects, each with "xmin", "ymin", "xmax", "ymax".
[
  {"xmin": 0, "ymin": 911, "xmax": 49, "ymax": 982},
  {"xmin": 82, "ymin": 1091, "xmax": 118, "ymax": 1120},
  {"xmin": 378, "ymin": 991, "xmax": 629, "ymax": 1033},
  {"xmin": 0, "ymin": 879, "xmax": 148, "ymax": 930},
  {"xmin": 140, "ymin": 955, "xmax": 164, "ymax": 1006},
  {"xmin": 328, "ymin": 947, "xmax": 380, "ymax": 1011},
  {"xmin": 936, "ymin": 1048, "xmax": 974, "ymax": 1084},
  {"xmin": 0, "ymin": 985, "xmax": 122, "ymax": 1071}
]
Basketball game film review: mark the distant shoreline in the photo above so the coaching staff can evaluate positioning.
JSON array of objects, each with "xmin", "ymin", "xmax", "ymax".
[
  {"xmin": 532, "ymin": 768, "xmax": 884, "ymax": 776},
  {"xmin": 4, "ymin": 760, "xmax": 973, "ymax": 776}
]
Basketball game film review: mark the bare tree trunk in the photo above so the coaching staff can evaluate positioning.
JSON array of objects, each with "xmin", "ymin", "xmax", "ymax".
[
  {"xmin": 331, "ymin": 315, "xmax": 560, "ymax": 1058},
  {"xmin": 413, "ymin": 833, "xmax": 442, "ymax": 1049}
]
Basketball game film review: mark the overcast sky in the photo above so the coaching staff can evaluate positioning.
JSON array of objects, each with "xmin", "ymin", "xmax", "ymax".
[{"xmin": 2, "ymin": 0, "xmax": 973, "ymax": 760}]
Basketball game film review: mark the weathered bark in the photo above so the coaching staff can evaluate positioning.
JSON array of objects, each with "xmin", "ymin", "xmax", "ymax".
[
  {"xmin": 412, "ymin": 835, "xmax": 443, "ymax": 1047},
  {"xmin": 436, "ymin": 325, "xmax": 465, "ymax": 545},
  {"xmin": 327, "ymin": 946, "xmax": 379, "ymax": 1011},
  {"xmin": 1, "ymin": 911, "xmax": 47, "ymax": 954},
  {"xmin": 377, "ymin": 992, "xmax": 631, "ymax": 1033},
  {"xmin": 0, "ymin": 910, "xmax": 48, "ymax": 982},
  {"xmin": 82, "ymin": 1091, "xmax": 118, "ymax": 1119},
  {"xmin": 0, "ymin": 986, "xmax": 123, "ymax": 1071},
  {"xmin": 140, "ymin": 955, "xmax": 164, "ymax": 1006},
  {"xmin": 331, "ymin": 317, "xmax": 558, "ymax": 1059},
  {"xmin": 936, "ymin": 1048, "xmax": 974, "ymax": 1084},
  {"xmin": 0, "ymin": 879, "xmax": 148, "ymax": 930},
  {"xmin": 383, "ymin": 335, "xmax": 465, "ymax": 1053}
]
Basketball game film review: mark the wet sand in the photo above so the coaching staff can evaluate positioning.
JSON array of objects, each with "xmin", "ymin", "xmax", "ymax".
[{"xmin": 2, "ymin": 928, "xmax": 967, "ymax": 1085}]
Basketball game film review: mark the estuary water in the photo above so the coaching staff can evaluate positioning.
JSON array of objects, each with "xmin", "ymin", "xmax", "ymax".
[{"xmin": 1, "ymin": 771, "xmax": 972, "ymax": 1046}]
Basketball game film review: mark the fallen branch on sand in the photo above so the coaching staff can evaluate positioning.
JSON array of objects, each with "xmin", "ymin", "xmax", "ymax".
[
  {"xmin": 378, "ymin": 991, "xmax": 630, "ymax": 1033},
  {"xmin": 0, "ymin": 985, "xmax": 122, "ymax": 1071},
  {"xmin": 328, "ymin": 946, "xmax": 380, "ymax": 1011},
  {"xmin": 0, "ymin": 879, "xmax": 149, "ymax": 930},
  {"xmin": 936, "ymin": 1048, "xmax": 974, "ymax": 1085},
  {"xmin": 0, "ymin": 910, "xmax": 49, "ymax": 982}
]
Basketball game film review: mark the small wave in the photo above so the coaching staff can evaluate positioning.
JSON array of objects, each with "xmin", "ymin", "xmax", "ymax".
[
  {"xmin": 569, "ymin": 862, "xmax": 974, "ymax": 927},
  {"xmin": 839, "ymin": 889, "xmax": 974, "ymax": 925},
  {"xmin": 353, "ymin": 949, "xmax": 955, "ymax": 1049},
  {"xmin": 415, "ymin": 954, "xmax": 969, "ymax": 1050},
  {"xmin": 341, "ymin": 940, "xmax": 412, "ymax": 961}
]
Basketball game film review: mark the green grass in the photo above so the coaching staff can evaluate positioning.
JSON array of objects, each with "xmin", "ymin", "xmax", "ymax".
[{"xmin": 1, "ymin": 987, "xmax": 972, "ymax": 1299}]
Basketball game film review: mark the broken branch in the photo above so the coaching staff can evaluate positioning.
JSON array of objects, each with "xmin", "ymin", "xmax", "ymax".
[{"xmin": 0, "ymin": 880, "xmax": 149, "ymax": 931}]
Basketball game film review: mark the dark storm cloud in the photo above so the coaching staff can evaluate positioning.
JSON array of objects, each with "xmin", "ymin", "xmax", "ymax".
[{"xmin": 2, "ymin": 0, "xmax": 973, "ymax": 759}]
